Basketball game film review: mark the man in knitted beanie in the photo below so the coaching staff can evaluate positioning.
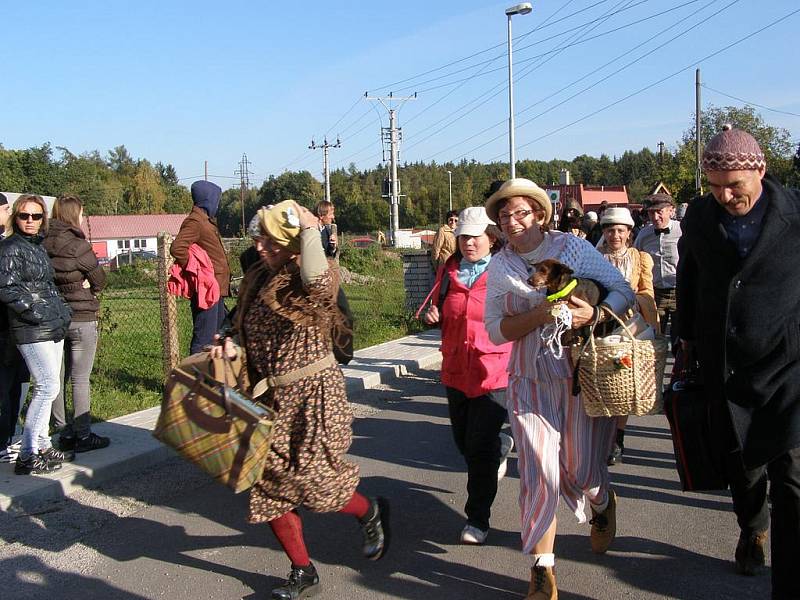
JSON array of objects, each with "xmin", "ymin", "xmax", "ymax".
[{"xmin": 677, "ymin": 125, "xmax": 800, "ymax": 600}]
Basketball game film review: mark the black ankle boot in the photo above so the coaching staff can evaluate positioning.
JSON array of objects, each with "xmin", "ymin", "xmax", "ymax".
[
  {"xmin": 359, "ymin": 497, "xmax": 390, "ymax": 560},
  {"xmin": 271, "ymin": 563, "xmax": 320, "ymax": 600}
]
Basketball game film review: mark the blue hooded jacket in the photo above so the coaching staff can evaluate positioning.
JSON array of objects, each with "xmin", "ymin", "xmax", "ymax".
[{"xmin": 191, "ymin": 180, "xmax": 222, "ymax": 218}]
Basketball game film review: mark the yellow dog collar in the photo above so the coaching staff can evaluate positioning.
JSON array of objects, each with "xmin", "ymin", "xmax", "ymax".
[{"xmin": 546, "ymin": 278, "xmax": 578, "ymax": 302}]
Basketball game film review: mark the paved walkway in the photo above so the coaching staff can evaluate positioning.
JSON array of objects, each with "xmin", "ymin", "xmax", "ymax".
[{"xmin": 0, "ymin": 330, "xmax": 443, "ymax": 513}]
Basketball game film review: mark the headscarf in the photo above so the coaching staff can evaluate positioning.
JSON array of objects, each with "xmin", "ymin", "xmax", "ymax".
[{"xmin": 258, "ymin": 200, "xmax": 301, "ymax": 253}]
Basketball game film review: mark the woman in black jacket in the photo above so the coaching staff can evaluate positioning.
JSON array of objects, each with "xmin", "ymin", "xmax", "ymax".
[
  {"xmin": 0, "ymin": 195, "xmax": 72, "ymax": 475},
  {"xmin": 44, "ymin": 195, "xmax": 109, "ymax": 452}
]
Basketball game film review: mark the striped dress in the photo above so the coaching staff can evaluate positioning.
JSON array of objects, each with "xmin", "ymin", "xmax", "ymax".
[{"xmin": 485, "ymin": 231, "xmax": 634, "ymax": 553}]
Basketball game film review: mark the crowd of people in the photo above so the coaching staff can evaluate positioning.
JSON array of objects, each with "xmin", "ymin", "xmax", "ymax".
[{"xmin": 1, "ymin": 125, "xmax": 798, "ymax": 600}]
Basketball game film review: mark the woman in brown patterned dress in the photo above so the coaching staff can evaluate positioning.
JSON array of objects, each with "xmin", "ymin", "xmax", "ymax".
[{"xmin": 212, "ymin": 200, "xmax": 389, "ymax": 600}]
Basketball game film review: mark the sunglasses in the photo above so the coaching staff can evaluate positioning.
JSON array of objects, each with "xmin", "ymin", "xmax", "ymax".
[{"xmin": 18, "ymin": 212, "xmax": 44, "ymax": 221}]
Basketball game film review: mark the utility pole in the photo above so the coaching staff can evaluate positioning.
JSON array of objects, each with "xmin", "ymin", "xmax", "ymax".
[
  {"xmin": 657, "ymin": 141, "xmax": 665, "ymax": 161},
  {"xmin": 309, "ymin": 137, "xmax": 341, "ymax": 204},
  {"xmin": 695, "ymin": 68, "xmax": 702, "ymax": 195},
  {"xmin": 447, "ymin": 170, "xmax": 452, "ymax": 212},
  {"xmin": 204, "ymin": 161, "xmax": 208, "ymax": 181},
  {"xmin": 366, "ymin": 91, "xmax": 416, "ymax": 247},
  {"xmin": 235, "ymin": 153, "xmax": 254, "ymax": 235}
]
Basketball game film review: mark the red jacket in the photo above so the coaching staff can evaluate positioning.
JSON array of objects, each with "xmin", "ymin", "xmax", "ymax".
[
  {"xmin": 437, "ymin": 258, "xmax": 512, "ymax": 398},
  {"xmin": 167, "ymin": 244, "xmax": 220, "ymax": 309}
]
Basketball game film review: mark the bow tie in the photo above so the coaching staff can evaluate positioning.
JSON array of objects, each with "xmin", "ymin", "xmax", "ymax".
[{"xmin": 655, "ymin": 228, "xmax": 670, "ymax": 235}]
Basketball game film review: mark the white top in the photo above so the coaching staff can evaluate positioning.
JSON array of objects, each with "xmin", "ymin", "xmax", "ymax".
[{"xmin": 633, "ymin": 219, "xmax": 681, "ymax": 289}]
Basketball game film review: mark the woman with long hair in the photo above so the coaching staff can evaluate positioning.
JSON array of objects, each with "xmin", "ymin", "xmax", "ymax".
[
  {"xmin": 422, "ymin": 206, "xmax": 513, "ymax": 545},
  {"xmin": 44, "ymin": 195, "xmax": 109, "ymax": 452},
  {"xmin": 211, "ymin": 200, "xmax": 388, "ymax": 600},
  {"xmin": 483, "ymin": 179, "xmax": 634, "ymax": 599},
  {"xmin": 596, "ymin": 207, "xmax": 658, "ymax": 465},
  {"xmin": 0, "ymin": 195, "xmax": 72, "ymax": 475}
]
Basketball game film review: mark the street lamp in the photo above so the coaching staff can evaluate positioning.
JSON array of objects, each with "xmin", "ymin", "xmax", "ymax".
[
  {"xmin": 447, "ymin": 170, "xmax": 452, "ymax": 211},
  {"xmin": 505, "ymin": 2, "xmax": 532, "ymax": 179}
]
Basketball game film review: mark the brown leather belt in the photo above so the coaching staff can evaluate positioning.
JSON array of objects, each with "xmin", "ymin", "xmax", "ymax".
[{"xmin": 251, "ymin": 353, "xmax": 337, "ymax": 398}]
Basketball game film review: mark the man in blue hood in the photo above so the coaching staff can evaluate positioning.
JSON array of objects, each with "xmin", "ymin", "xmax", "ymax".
[{"xmin": 171, "ymin": 181, "xmax": 231, "ymax": 354}]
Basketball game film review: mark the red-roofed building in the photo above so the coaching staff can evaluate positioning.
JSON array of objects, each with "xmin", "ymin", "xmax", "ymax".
[
  {"xmin": 82, "ymin": 214, "xmax": 187, "ymax": 260},
  {"xmin": 542, "ymin": 169, "xmax": 629, "ymax": 220}
]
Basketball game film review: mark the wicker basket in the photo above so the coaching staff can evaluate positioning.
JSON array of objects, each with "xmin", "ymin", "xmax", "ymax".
[{"xmin": 571, "ymin": 310, "xmax": 669, "ymax": 417}]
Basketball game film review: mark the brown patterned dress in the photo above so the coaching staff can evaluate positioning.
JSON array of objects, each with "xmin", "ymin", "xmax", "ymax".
[{"xmin": 241, "ymin": 263, "xmax": 359, "ymax": 523}]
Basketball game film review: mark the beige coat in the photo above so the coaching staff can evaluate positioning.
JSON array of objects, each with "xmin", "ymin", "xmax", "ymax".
[
  {"xmin": 628, "ymin": 248, "xmax": 659, "ymax": 328},
  {"xmin": 431, "ymin": 225, "xmax": 456, "ymax": 267}
]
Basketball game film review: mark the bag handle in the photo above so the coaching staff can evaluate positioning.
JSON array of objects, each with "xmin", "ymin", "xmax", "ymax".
[{"xmin": 179, "ymin": 367, "xmax": 233, "ymax": 434}]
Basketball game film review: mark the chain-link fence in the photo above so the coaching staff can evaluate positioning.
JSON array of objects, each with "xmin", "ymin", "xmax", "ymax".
[{"xmin": 89, "ymin": 235, "xmax": 246, "ymax": 421}]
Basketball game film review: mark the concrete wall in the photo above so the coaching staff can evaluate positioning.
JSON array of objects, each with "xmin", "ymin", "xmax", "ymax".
[{"xmin": 402, "ymin": 250, "xmax": 435, "ymax": 313}]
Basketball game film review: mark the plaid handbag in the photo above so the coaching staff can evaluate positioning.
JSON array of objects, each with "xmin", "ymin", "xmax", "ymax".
[{"xmin": 153, "ymin": 353, "xmax": 275, "ymax": 493}]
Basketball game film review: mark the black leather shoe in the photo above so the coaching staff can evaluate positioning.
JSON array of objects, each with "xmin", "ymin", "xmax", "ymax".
[
  {"xmin": 735, "ymin": 530, "xmax": 767, "ymax": 575},
  {"xmin": 359, "ymin": 497, "xmax": 390, "ymax": 560},
  {"xmin": 75, "ymin": 433, "xmax": 111, "ymax": 453},
  {"xmin": 271, "ymin": 563, "xmax": 320, "ymax": 600}
]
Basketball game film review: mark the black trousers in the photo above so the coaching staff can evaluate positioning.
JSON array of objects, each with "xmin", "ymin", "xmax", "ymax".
[
  {"xmin": 726, "ymin": 447, "xmax": 800, "ymax": 600},
  {"xmin": 189, "ymin": 297, "xmax": 227, "ymax": 355},
  {"xmin": 0, "ymin": 336, "xmax": 29, "ymax": 447},
  {"xmin": 446, "ymin": 386, "xmax": 507, "ymax": 531}
]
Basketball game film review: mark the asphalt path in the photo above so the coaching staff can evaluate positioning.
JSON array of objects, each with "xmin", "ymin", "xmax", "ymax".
[{"xmin": 0, "ymin": 368, "xmax": 770, "ymax": 599}]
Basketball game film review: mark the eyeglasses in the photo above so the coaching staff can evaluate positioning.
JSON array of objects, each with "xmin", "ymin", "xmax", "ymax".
[
  {"xmin": 18, "ymin": 212, "xmax": 44, "ymax": 221},
  {"xmin": 497, "ymin": 209, "xmax": 535, "ymax": 224}
]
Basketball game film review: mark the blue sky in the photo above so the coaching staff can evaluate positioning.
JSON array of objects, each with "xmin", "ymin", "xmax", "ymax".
[{"xmin": 2, "ymin": 0, "xmax": 798, "ymax": 190}]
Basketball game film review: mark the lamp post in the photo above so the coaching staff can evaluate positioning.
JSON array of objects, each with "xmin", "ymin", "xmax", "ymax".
[
  {"xmin": 505, "ymin": 2, "xmax": 532, "ymax": 179},
  {"xmin": 447, "ymin": 170, "xmax": 452, "ymax": 211}
]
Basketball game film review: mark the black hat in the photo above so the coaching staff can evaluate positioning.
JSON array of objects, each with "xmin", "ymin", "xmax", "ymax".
[{"xmin": 0, "ymin": 193, "xmax": 7, "ymax": 206}]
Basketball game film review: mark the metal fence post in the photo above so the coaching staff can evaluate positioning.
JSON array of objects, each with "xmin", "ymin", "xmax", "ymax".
[{"xmin": 157, "ymin": 233, "xmax": 179, "ymax": 377}]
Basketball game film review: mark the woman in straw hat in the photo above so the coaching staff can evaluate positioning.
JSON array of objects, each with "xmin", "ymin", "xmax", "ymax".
[
  {"xmin": 483, "ymin": 178, "xmax": 634, "ymax": 599},
  {"xmin": 212, "ymin": 200, "xmax": 388, "ymax": 600},
  {"xmin": 420, "ymin": 205, "xmax": 513, "ymax": 546},
  {"xmin": 597, "ymin": 207, "xmax": 659, "ymax": 466}
]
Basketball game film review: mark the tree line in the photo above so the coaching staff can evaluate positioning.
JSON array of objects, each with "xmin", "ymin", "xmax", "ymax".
[{"xmin": 3, "ymin": 105, "xmax": 798, "ymax": 237}]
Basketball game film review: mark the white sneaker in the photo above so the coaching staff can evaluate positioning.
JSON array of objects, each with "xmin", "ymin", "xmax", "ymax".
[
  {"xmin": 460, "ymin": 524, "xmax": 488, "ymax": 545},
  {"xmin": 498, "ymin": 432, "xmax": 514, "ymax": 481},
  {"xmin": 0, "ymin": 440, "xmax": 21, "ymax": 463}
]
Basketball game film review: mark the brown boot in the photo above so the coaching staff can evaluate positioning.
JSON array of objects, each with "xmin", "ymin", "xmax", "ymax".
[
  {"xmin": 734, "ymin": 530, "xmax": 768, "ymax": 576},
  {"xmin": 590, "ymin": 488, "xmax": 617, "ymax": 554},
  {"xmin": 526, "ymin": 565, "xmax": 557, "ymax": 600}
]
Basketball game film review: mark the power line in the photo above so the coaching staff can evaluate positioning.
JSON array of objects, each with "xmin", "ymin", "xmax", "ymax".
[
  {"xmin": 323, "ymin": 95, "xmax": 364, "ymax": 138},
  {"xmin": 701, "ymin": 84, "xmax": 800, "ymax": 118},
  {"xmin": 403, "ymin": 0, "xmax": 579, "ymax": 127},
  {"xmin": 407, "ymin": 0, "xmax": 702, "ymax": 95},
  {"xmin": 453, "ymin": 0, "xmax": 733, "ymax": 161},
  {"xmin": 490, "ymin": 6, "xmax": 800, "ymax": 160},
  {"xmin": 371, "ymin": 0, "xmax": 621, "ymax": 92},
  {"xmin": 406, "ymin": 0, "xmax": 645, "ymax": 159}
]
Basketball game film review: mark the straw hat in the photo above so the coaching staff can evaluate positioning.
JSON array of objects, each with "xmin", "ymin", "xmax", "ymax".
[{"xmin": 484, "ymin": 178, "xmax": 552, "ymax": 224}]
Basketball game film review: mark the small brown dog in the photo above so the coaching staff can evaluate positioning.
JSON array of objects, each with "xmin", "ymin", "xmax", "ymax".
[
  {"xmin": 528, "ymin": 259, "xmax": 606, "ymax": 345},
  {"xmin": 528, "ymin": 259, "xmax": 604, "ymax": 305}
]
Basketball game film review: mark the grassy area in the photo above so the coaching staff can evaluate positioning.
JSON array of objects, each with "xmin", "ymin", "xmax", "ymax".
[{"xmin": 82, "ymin": 244, "xmax": 419, "ymax": 422}]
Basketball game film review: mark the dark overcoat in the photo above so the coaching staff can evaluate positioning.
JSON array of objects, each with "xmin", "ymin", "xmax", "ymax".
[{"xmin": 676, "ymin": 173, "xmax": 800, "ymax": 468}]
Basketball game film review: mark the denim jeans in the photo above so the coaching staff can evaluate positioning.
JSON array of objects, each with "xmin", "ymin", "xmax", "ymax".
[
  {"xmin": 17, "ymin": 340, "xmax": 64, "ymax": 455},
  {"xmin": 51, "ymin": 321, "xmax": 98, "ymax": 438},
  {"xmin": 446, "ymin": 386, "xmax": 508, "ymax": 531},
  {"xmin": 189, "ymin": 297, "xmax": 227, "ymax": 355}
]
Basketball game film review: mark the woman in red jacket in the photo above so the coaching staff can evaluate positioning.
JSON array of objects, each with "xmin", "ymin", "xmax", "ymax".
[{"xmin": 422, "ymin": 206, "xmax": 513, "ymax": 545}]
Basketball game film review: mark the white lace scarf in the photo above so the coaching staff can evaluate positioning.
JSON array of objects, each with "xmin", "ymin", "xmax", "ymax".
[{"xmin": 599, "ymin": 244, "xmax": 634, "ymax": 284}]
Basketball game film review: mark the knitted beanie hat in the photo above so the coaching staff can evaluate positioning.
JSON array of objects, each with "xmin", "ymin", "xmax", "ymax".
[{"xmin": 702, "ymin": 124, "xmax": 765, "ymax": 172}]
